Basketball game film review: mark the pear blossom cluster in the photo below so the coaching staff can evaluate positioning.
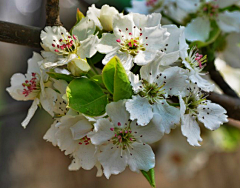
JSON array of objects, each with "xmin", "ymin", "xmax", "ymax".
[
  {"xmin": 7, "ymin": 4, "xmax": 229, "ymax": 184},
  {"xmin": 127, "ymin": 0, "xmax": 240, "ymax": 69}
]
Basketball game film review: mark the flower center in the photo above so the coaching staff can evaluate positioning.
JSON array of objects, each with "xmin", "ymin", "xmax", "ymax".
[
  {"xmin": 52, "ymin": 34, "xmax": 80, "ymax": 57},
  {"xmin": 117, "ymin": 37, "xmax": 146, "ymax": 57},
  {"xmin": 184, "ymin": 88, "xmax": 208, "ymax": 115},
  {"xmin": 139, "ymin": 79, "xmax": 166, "ymax": 104},
  {"xmin": 116, "ymin": 28, "xmax": 148, "ymax": 57},
  {"xmin": 199, "ymin": 2, "xmax": 219, "ymax": 19},
  {"xmin": 22, "ymin": 72, "xmax": 40, "ymax": 97},
  {"xmin": 110, "ymin": 122, "xmax": 135, "ymax": 150},
  {"xmin": 78, "ymin": 136, "xmax": 91, "ymax": 145},
  {"xmin": 186, "ymin": 47, "xmax": 207, "ymax": 70}
]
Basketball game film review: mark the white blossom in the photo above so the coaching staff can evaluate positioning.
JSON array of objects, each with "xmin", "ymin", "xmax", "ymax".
[
  {"xmin": 89, "ymin": 100, "xmax": 163, "ymax": 178},
  {"xmin": 185, "ymin": 0, "xmax": 240, "ymax": 42},
  {"xmin": 6, "ymin": 52, "xmax": 57, "ymax": 128},
  {"xmin": 87, "ymin": 4, "xmax": 120, "ymax": 31},
  {"xmin": 179, "ymin": 85, "xmax": 228, "ymax": 146},
  {"xmin": 127, "ymin": 0, "xmax": 200, "ymax": 24},
  {"xmin": 126, "ymin": 60, "xmax": 187, "ymax": 132},
  {"xmin": 96, "ymin": 13, "xmax": 170, "ymax": 70},
  {"xmin": 181, "ymin": 46, "xmax": 214, "ymax": 92},
  {"xmin": 40, "ymin": 18, "xmax": 98, "ymax": 69},
  {"xmin": 44, "ymin": 111, "xmax": 102, "ymax": 176}
]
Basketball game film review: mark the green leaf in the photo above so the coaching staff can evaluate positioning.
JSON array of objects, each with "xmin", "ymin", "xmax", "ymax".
[
  {"xmin": 70, "ymin": 8, "xmax": 85, "ymax": 34},
  {"xmin": 47, "ymin": 72, "xmax": 75, "ymax": 82},
  {"xmin": 66, "ymin": 78, "xmax": 108, "ymax": 116},
  {"xmin": 91, "ymin": 75, "xmax": 105, "ymax": 88},
  {"xmin": 141, "ymin": 168, "xmax": 156, "ymax": 188},
  {"xmin": 190, "ymin": 21, "xmax": 221, "ymax": 49},
  {"xmin": 102, "ymin": 56, "xmax": 133, "ymax": 101}
]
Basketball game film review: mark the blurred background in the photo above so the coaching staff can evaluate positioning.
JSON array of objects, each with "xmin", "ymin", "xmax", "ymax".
[{"xmin": 1, "ymin": 0, "xmax": 240, "ymax": 188}]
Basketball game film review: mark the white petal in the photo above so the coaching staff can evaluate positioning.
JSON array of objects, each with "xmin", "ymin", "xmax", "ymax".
[
  {"xmin": 40, "ymin": 26, "xmax": 69, "ymax": 52},
  {"xmin": 179, "ymin": 26, "xmax": 189, "ymax": 60},
  {"xmin": 57, "ymin": 129, "xmax": 78, "ymax": 155},
  {"xmin": 40, "ymin": 88, "xmax": 57, "ymax": 116},
  {"xmin": 185, "ymin": 17, "xmax": 211, "ymax": 42},
  {"xmin": 43, "ymin": 120, "xmax": 58, "ymax": 146},
  {"xmin": 41, "ymin": 51, "xmax": 58, "ymax": 63},
  {"xmin": 140, "ymin": 58, "xmax": 162, "ymax": 83},
  {"xmin": 126, "ymin": 96, "xmax": 153, "ymax": 126},
  {"xmin": 68, "ymin": 157, "xmax": 81, "ymax": 171},
  {"xmin": 181, "ymin": 114, "xmax": 202, "ymax": 146},
  {"xmin": 127, "ymin": 142, "xmax": 155, "ymax": 173},
  {"xmin": 197, "ymin": 101, "xmax": 228, "ymax": 130},
  {"xmin": 142, "ymin": 26, "xmax": 169, "ymax": 50},
  {"xmin": 128, "ymin": 72, "xmax": 142, "ymax": 93},
  {"xmin": 86, "ymin": 4, "xmax": 102, "ymax": 29},
  {"xmin": 101, "ymin": 49, "xmax": 133, "ymax": 71},
  {"xmin": 95, "ymin": 161, "xmax": 103, "ymax": 177},
  {"xmin": 189, "ymin": 73, "xmax": 214, "ymax": 92},
  {"xmin": 71, "ymin": 143, "xmax": 97, "ymax": 170},
  {"xmin": 78, "ymin": 34, "xmax": 99, "ymax": 59},
  {"xmin": 152, "ymin": 100, "xmax": 180, "ymax": 134},
  {"xmin": 220, "ymin": 33, "xmax": 240, "ymax": 68},
  {"xmin": 130, "ymin": 13, "xmax": 161, "ymax": 28},
  {"xmin": 216, "ymin": 0, "xmax": 239, "ymax": 8},
  {"xmin": 162, "ymin": 25, "xmax": 182, "ymax": 53},
  {"xmin": 134, "ymin": 50, "xmax": 157, "ymax": 65},
  {"xmin": 89, "ymin": 119, "xmax": 114, "ymax": 145},
  {"xmin": 113, "ymin": 14, "xmax": 135, "ymax": 39},
  {"xmin": 27, "ymin": 52, "xmax": 43, "ymax": 75},
  {"xmin": 217, "ymin": 11, "xmax": 240, "ymax": 33},
  {"xmin": 21, "ymin": 98, "xmax": 39, "ymax": 128},
  {"xmin": 6, "ymin": 73, "xmax": 38, "ymax": 101},
  {"xmin": 53, "ymin": 79, "xmax": 68, "ymax": 94},
  {"xmin": 98, "ymin": 143, "xmax": 127, "ymax": 179},
  {"xmin": 70, "ymin": 119, "xmax": 93, "ymax": 140},
  {"xmin": 96, "ymin": 33, "xmax": 119, "ymax": 54},
  {"xmin": 161, "ymin": 67, "xmax": 188, "ymax": 96},
  {"xmin": 102, "ymin": 50, "xmax": 117, "ymax": 65},
  {"xmin": 106, "ymin": 100, "xmax": 130, "ymax": 127},
  {"xmin": 100, "ymin": 5, "xmax": 119, "ymax": 31},
  {"xmin": 159, "ymin": 52, "xmax": 180, "ymax": 66},
  {"xmin": 179, "ymin": 94, "xmax": 187, "ymax": 119},
  {"xmin": 130, "ymin": 120, "xmax": 164, "ymax": 144},
  {"xmin": 115, "ymin": 51, "xmax": 134, "ymax": 71},
  {"xmin": 72, "ymin": 17, "xmax": 96, "ymax": 41}
]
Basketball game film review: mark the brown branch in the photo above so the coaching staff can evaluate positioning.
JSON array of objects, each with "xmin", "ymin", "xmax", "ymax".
[
  {"xmin": 208, "ymin": 92, "xmax": 240, "ymax": 121},
  {"xmin": 209, "ymin": 62, "xmax": 239, "ymax": 98},
  {"xmin": 46, "ymin": 0, "xmax": 62, "ymax": 26},
  {"xmin": 228, "ymin": 118, "xmax": 240, "ymax": 129},
  {"xmin": 0, "ymin": 21, "xmax": 41, "ymax": 48}
]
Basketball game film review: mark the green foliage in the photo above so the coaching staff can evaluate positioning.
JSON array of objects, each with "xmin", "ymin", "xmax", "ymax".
[
  {"xmin": 91, "ymin": 75, "xmax": 105, "ymax": 88},
  {"xmin": 190, "ymin": 21, "xmax": 221, "ymax": 49},
  {"xmin": 102, "ymin": 56, "xmax": 133, "ymax": 101},
  {"xmin": 66, "ymin": 78, "xmax": 107, "ymax": 116},
  {"xmin": 141, "ymin": 168, "xmax": 156, "ymax": 188},
  {"xmin": 47, "ymin": 72, "xmax": 75, "ymax": 82},
  {"xmin": 217, "ymin": 125, "xmax": 240, "ymax": 152}
]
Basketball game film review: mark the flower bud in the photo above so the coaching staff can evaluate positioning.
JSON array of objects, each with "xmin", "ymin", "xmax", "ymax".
[
  {"xmin": 100, "ymin": 5, "xmax": 119, "ymax": 31},
  {"xmin": 67, "ymin": 58, "xmax": 90, "ymax": 76}
]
